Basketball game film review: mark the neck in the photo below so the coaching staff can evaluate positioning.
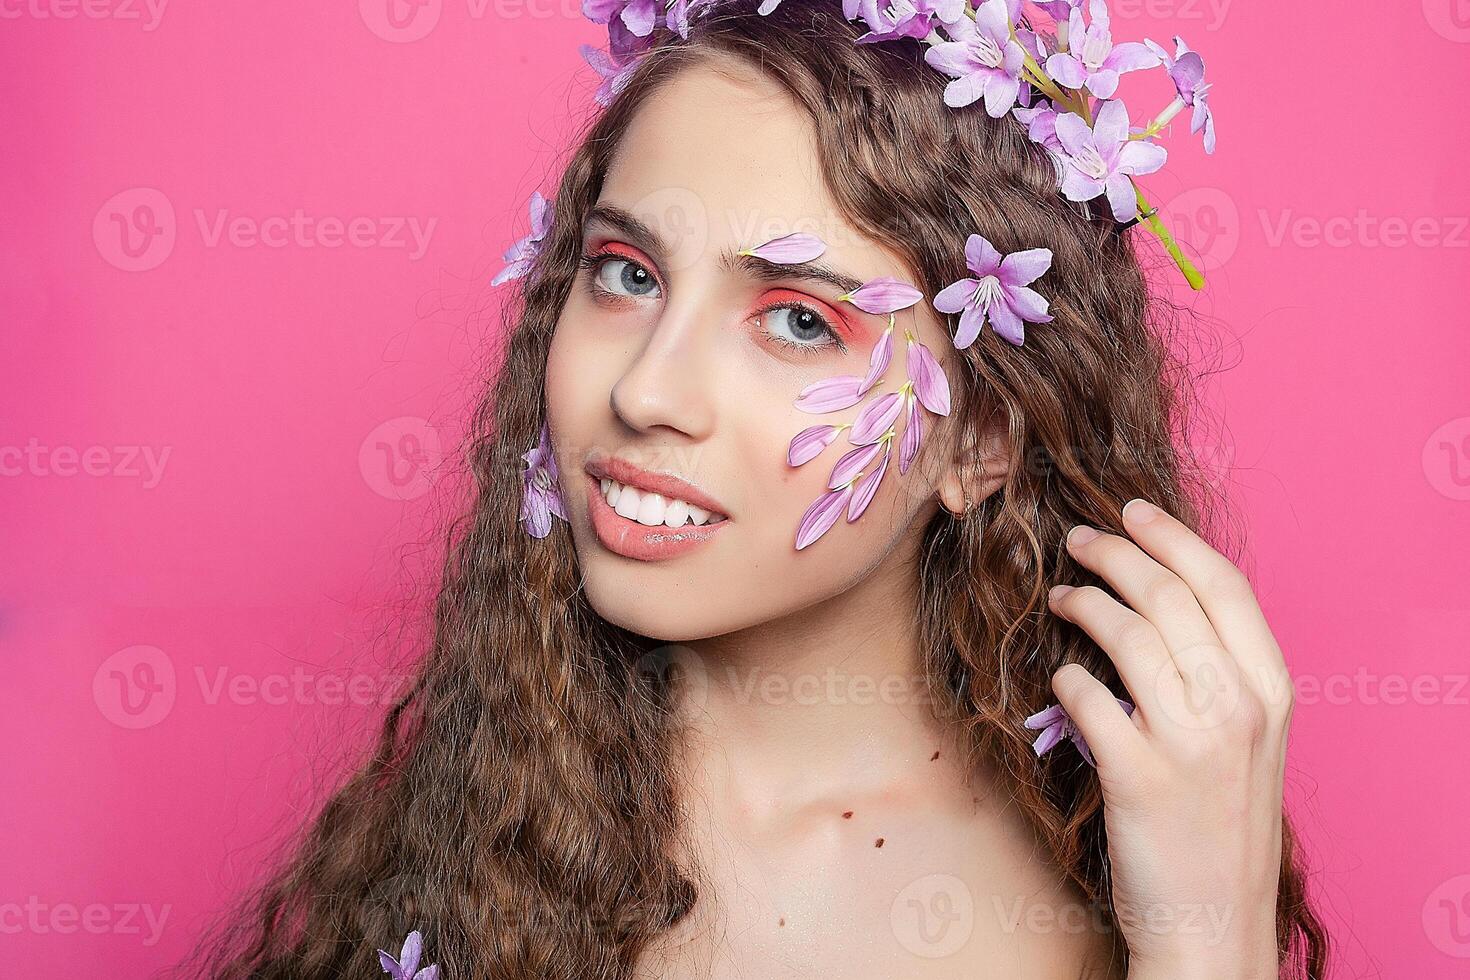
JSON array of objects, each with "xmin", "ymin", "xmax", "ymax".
[{"xmin": 671, "ymin": 542, "xmax": 968, "ymax": 821}]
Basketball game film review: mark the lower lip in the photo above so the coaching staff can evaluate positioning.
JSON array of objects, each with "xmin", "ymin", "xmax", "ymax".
[{"xmin": 586, "ymin": 474, "xmax": 729, "ymax": 562}]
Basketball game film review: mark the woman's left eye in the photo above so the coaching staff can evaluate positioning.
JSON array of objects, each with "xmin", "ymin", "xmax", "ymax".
[{"xmin": 759, "ymin": 303, "xmax": 846, "ymax": 354}]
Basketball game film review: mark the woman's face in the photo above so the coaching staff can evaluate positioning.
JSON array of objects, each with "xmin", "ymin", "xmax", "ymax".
[{"xmin": 545, "ymin": 59, "xmax": 965, "ymax": 642}]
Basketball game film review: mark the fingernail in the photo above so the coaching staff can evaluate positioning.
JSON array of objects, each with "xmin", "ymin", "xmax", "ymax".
[
  {"xmin": 1066, "ymin": 525, "xmax": 1099, "ymax": 547},
  {"xmin": 1123, "ymin": 498, "xmax": 1159, "ymax": 523},
  {"xmin": 1048, "ymin": 584, "xmax": 1074, "ymax": 602}
]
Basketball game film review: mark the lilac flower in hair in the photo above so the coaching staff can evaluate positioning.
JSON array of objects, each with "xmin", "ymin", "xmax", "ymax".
[
  {"xmin": 582, "ymin": 0, "xmax": 657, "ymax": 38},
  {"xmin": 1044, "ymin": 0, "xmax": 1160, "ymax": 100},
  {"xmin": 850, "ymin": 0, "xmax": 968, "ymax": 44},
  {"xmin": 378, "ymin": 930, "xmax": 440, "ymax": 980},
  {"xmin": 1025, "ymin": 698, "xmax": 1135, "ymax": 768},
  {"xmin": 492, "ymin": 191, "xmax": 553, "ymax": 286},
  {"xmin": 579, "ymin": 23, "xmax": 654, "ymax": 107},
  {"xmin": 923, "ymin": 0, "xmax": 1026, "ymax": 117},
  {"xmin": 933, "ymin": 234, "xmax": 1053, "ymax": 347},
  {"xmin": 1144, "ymin": 35, "xmax": 1216, "ymax": 154},
  {"xmin": 520, "ymin": 420, "xmax": 568, "ymax": 539},
  {"xmin": 1054, "ymin": 98, "xmax": 1166, "ymax": 223}
]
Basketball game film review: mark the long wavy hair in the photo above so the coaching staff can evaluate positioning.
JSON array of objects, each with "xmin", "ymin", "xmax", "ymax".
[{"xmin": 181, "ymin": 1, "xmax": 1328, "ymax": 976}]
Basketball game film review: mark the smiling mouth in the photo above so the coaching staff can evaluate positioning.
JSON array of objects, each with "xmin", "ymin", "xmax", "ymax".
[{"xmin": 594, "ymin": 475, "xmax": 729, "ymax": 529}]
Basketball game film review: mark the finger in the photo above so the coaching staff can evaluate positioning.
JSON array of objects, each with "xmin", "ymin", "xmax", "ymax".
[
  {"xmin": 1064, "ymin": 523, "xmax": 1240, "ymax": 704},
  {"xmin": 1051, "ymin": 663, "xmax": 1147, "ymax": 770},
  {"xmin": 1119, "ymin": 498, "xmax": 1291, "ymax": 705},
  {"xmin": 1048, "ymin": 583, "xmax": 1185, "ymax": 723}
]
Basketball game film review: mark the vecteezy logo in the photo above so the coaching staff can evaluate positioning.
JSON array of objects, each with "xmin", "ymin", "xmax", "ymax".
[
  {"xmin": 1424, "ymin": 0, "xmax": 1470, "ymax": 43},
  {"xmin": 359, "ymin": 0, "xmax": 442, "ymax": 42},
  {"xmin": 93, "ymin": 188, "xmax": 176, "ymax": 272},
  {"xmin": 1423, "ymin": 874, "xmax": 1470, "ymax": 957},
  {"xmin": 1159, "ymin": 187, "xmax": 1239, "ymax": 272},
  {"xmin": 890, "ymin": 874, "xmax": 974, "ymax": 958},
  {"xmin": 93, "ymin": 645, "xmax": 177, "ymax": 729},
  {"xmin": 1423, "ymin": 417, "xmax": 1470, "ymax": 501},
  {"xmin": 359, "ymin": 416, "xmax": 444, "ymax": 500}
]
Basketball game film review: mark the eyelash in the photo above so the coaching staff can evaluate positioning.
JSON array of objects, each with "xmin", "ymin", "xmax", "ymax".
[{"xmin": 577, "ymin": 248, "xmax": 848, "ymax": 356}]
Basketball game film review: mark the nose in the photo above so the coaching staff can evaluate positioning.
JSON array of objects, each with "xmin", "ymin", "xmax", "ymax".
[{"xmin": 608, "ymin": 292, "xmax": 717, "ymax": 440}]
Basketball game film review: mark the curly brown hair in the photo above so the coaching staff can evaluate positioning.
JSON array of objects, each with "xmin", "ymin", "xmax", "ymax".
[{"xmin": 179, "ymin": 1, "xmax": 1328, "ymax": 976}]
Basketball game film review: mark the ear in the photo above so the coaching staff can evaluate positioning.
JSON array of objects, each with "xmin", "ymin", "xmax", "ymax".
[{"xmin": 937, "ymin": 415, "xmax": 1011, "ymax": 517}]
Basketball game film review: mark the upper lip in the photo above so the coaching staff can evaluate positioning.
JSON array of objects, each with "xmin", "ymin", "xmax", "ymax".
[{"xmin": 585, "ymin": 452, "xmax": 730, "ymax": 519}]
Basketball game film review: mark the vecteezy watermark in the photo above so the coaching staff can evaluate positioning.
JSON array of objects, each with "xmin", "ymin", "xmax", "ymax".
[
  {"xmin": 358, "ymin": 0, "xmax": 588, "ymax": 42},
  {"xmin": 0, "ymin": 0, "xmax": 168, "ymax": 30},
  {"xmin": 1423, "ymin": 416, "xmax": 1470, "ymax": 501},
  {"xmin": 93, "ymin": 645, "xmax": 416, "ymax": 729},
  {"xmin": 1158, "ymin": 187, "xmax": 1240, "ymax": 271},
  {"xmin": 1288, "ymin": 668, "xmax": 1470, "ymax": 708},
  {"xmin": 1108, "ymin": 0, "xmax": 1232, "ymax": 31},
  {"xmin": 0, "ymin": 897, "xmax": 171, "ymax": 946},
  {"xmin": 1423, "ymin": 0, "xmax": 1470, "ymax": 43},
  {"xmin": 0, "ymin": 439, "xmax": 172, "ymax": 488},
  {"xmin": 94, "ymin": 188, "xmax": 438, "ymax": 271},
  {"xmin": 993, "ymin": 895, "xmax": 1236, "ymax": 945},
  {"xmin": 93, "ymin": 645, "xmax": 177, "ymax": 729},
  {"xmin": 359, "ymin": 416, "xmax": 445, "ymax": 501},
  {"xmin": 1258, "ymin": 209, "xmax": 1470, "ymax": 250},
  {"xmin": 1423, "ymin": 873, "xmax": 1470, "ymax": 958},
  {"xmin": 891, "ymin": 874, "xmax": 975, "ymax": 958}
]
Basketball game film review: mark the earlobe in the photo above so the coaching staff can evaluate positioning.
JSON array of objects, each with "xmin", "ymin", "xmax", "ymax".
[{"xmin": 937, "ymin": 420, "xmax": 1011, "ymax": 517}]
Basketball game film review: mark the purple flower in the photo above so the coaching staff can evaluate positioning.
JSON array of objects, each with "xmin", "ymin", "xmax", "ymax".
[
  {"xmin": 923, "ymin": 0, "xmax": 1025, "ymax": 117},
  {"xmin": 1033, "ymin": 0, "xmax": 1079, "ymax": 20},
  {"xmin": 1024, "ymin": 698, "xmax": 1134, "ymax": 767},
  {"xmin": 738, "ymin": 231, "xmax": 828, "ymax": 264},
  {"xmin": 1044, "ymin": 0, "xmax": 1160, "ymax": 100},
  {"xmin": 584, "ymin": 0, "xmax": 706, "ymax": 39},
  {"xmin": 1145, "ymin": 35, "xmax": 1216, "ymax": 154},
  {"xmin": 1054, "ymin": 98, "xmax": 1166, "ymax": 222},
  {"xmin": 520, "ymin": 420, "xmax": 567, "ymax": 539},
  {"xmin": 492, "ymin": 191, "xmax": 553, "ymax": 286},
  {"xmin": 838, "ymin": 276, "xmax": 923, "ymax": 315},
  {"xmin": 378, "ymin": 930, "xmax": 440, "ymax": 980},
  {"xmin": 579, "ymin": 21, "xmax": 655, "ymax": 107},
  {"xmin": 849, "ymin": 0, "xmax": 967, "ymax": 44},
  {"xmin": 933, "ymin": 234, "xmax": 1054, "ymax": 347}
]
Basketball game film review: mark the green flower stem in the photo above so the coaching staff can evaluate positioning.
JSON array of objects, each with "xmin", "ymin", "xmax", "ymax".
[{"xmin": 1133, "ymin": 184, "xmax": 1205, "ymax": 290}]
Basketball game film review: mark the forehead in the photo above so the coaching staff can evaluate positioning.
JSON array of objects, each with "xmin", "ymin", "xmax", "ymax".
[{"xmin": 598, "ymin": 59, "xmax": 882, "ymax": 270}]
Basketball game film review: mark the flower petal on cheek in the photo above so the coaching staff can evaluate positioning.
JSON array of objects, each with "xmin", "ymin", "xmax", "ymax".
[
  {"xmin": 899, "ymin": 394, "xmax": 923, "ymax": 475},
  {"xmin": 829, "ymin": 441, "xmax": 883, "ymax": 489},
  {"xmin": 795, "ymin": 485, "xmax": 854, "ymax": 550},
  {"xmin": 795, "ymin": 375, "xmax": 868, "ymax": 413},
  {"xmin": 907, "ymin": 338, "xmax": 952, "ymax": 417},
  {"xmin": 860, "ymin": 326, "xmax": 894, "ymax": 395},
  {"xmin": 849, "ymin": 391, "xmax": 904, "ymax": 444},
  {"xmin": 847, "ymin": 445, "xmax": 890, "ymax": 521},
  {"xmin": 788, "ymin": 424, "xmax": 842, "ymax": 466}
]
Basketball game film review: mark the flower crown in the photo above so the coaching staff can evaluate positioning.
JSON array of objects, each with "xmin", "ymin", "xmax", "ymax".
[{"xmin": 573, "ymin": 0, "xmax": 1215, "ymax": 289}]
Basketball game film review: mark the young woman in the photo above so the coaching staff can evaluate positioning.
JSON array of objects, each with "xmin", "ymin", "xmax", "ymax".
[{"xmin": 186, "ymin": 1, "xmax": 1327, "ymax": 977}]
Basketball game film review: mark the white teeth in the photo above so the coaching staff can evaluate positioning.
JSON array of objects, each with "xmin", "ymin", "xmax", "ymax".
[
  {"xmin": 636, "ymin": 492, "xmax": 667, "ymax": 526},
  {"xmin": 600, "ymin": 478, "xmax": 723, "ymax": 526},
  {"xmin": 614, "ymin": 485, "xmax": 642, "ymax": 520}
]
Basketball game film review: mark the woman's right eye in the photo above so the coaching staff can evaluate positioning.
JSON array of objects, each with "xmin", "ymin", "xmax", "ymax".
[{"xmin": 584, "ymin": 252, "xmax": 661, "ymax": 299}]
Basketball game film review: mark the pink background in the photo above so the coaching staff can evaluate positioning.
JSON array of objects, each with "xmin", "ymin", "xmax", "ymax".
[{"xmin": 3, "ymin": 2, "xmax": 1467, "ymax": 977}]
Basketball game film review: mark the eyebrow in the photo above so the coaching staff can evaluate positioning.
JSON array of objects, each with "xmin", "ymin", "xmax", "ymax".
[{"xmin": 584, "ymin": 203, "xmax": 868, "ymax": 296}]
